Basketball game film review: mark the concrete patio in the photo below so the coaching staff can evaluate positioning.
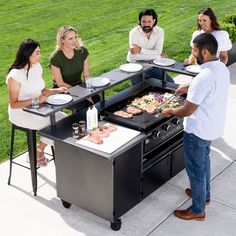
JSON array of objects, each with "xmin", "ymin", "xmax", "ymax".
[{"xmin": 0, "ymin": 63, "xmax": 235, "ymax": 236}]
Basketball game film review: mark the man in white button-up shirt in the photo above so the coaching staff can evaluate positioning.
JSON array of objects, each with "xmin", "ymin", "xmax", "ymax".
[
  {"xmin": 162, "ymin": 33, "xmax": 230, "ymax": 221},
  {"xmin": 127, "ymin": 9, "xmax": 174, "ymax": 84},
  {"xmin": 127, "ymin": 9, "xmax": 164, "ymax": 62}
]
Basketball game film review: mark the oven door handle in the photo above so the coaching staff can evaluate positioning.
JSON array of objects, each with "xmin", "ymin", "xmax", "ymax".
[
  {"xmin": 143, "ymin": 142, "xmax": 183, "ymax": 172},
  {"xmin": 143, "ymin": 152, "xmax": 170, "ymax": 172}
]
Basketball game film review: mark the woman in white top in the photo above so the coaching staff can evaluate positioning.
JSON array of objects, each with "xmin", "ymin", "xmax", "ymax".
[
  {"xmin": 185, "ymin": 7, "xmax": 232, "ymax": 65},
  {"xmin": 6, "ymin": 39, "xmax": 68, "ymax": 167}
]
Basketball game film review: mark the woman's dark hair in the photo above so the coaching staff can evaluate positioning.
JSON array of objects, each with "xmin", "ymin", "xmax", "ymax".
[
  {"xmin": 193, "ymin": 33, "xmax": 218, "ymax": 56},
  {"xmin": 197, "ymin": 7, "xmax": 220, "ymax": 30},
  {"xmin": 139, "ymin": 9, "xmax": 158, "ymax": 26},
  {"xmin": 8, "ymin": 39, "xmax": 40, "ymax": 78}
]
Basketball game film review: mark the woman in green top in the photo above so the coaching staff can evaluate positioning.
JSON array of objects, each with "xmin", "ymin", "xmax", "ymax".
[
  {"xmin": 50, "ymin": 25, "xmax": 90, "ymax": 88},
  {"xmin": 50, "ymin": 25, "xmax": 99, "ymax": 113}
]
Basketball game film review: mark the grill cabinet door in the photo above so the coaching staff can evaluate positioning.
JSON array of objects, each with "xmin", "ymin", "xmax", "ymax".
[
  {"xmin": 142, "ymin": 155, "xmax": 171, "ymax": 199},
  {"xmin": 113, "ymin": 143, "xmax": 142, "ymax": 219},
  {"xmin": 171, "ymin": 144, "xmax": 185, "ymax": 177}
]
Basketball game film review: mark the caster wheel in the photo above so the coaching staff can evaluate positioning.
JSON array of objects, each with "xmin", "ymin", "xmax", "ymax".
[
  {"xmin": 110, "ymin": 219, "xmax": 122, "ymax": 231},
  {"xmin": 61, "ymin": 199, "xmax": 71, "ymax": 208}
]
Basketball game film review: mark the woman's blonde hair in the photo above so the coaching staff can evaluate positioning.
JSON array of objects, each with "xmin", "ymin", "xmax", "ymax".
[{"xmin": 56, "ymin": 25, "xmax": 83, "ymax": 50}]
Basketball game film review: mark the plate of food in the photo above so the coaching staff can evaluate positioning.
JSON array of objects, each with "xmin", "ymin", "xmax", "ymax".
[
  {"xmin": 46, "ymin": 94, "xmax": 72, "ymax": 105},
  {"xmin": 185, "ymin": 65, "xmax": 201, "ymax": 74},
  {"xmin": 119, "ymin": 63, "xmax": 143, "ymax": 73},
  {"xmin": 89, "ymin": 77, "xmax": 110, "ymax": 87},
  {"xmin": 153, "ymin": 58, "xmax": 176, "ymax": 66}
]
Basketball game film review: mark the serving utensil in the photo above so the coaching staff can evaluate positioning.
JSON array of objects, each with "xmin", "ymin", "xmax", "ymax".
[{"xmin": 157, "ymin": 93, "xmax": 179, "ymax": 112}]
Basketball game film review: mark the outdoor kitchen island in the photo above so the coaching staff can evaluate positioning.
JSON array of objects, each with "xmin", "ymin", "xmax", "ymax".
[
  {"xmin": 39, "ymin": 65, "xmax": 192, "ymax": 231},
  {"xmin": 40, "ymin": 116, "xmax": 145, "ymax": 231}
]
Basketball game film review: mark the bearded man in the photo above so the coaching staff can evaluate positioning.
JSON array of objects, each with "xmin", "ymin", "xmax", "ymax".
[
  {"xmin": 127, "ymin": 9, "xmax": 174, "ymax": 84},
  {"xmin": 162, "ymin": 33, "xmax": 230, "ymax": 220}
]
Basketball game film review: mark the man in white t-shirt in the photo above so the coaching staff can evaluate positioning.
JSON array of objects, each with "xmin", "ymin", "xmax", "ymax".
[
  {"xmin": 127, "ymin": 9, "xmax": 174, "ymax": 84},
  {"xmin": 162, "ymin": 33, "xmax": 230, "ymax": 220}
]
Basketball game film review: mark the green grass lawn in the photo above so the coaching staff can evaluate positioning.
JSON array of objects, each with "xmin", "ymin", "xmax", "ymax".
[{"xmin": 0, "ymin": 0, "xmax": 235, "ymax": 162}]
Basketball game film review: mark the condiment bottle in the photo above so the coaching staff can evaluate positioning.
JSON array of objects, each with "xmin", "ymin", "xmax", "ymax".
[
  {"xmin": 91, "ymin": 105, "xmax": 98, "ymax": 130},
  {"xmin": 86, "ymin": 107, "xmax": 92, "ymax": 130}
]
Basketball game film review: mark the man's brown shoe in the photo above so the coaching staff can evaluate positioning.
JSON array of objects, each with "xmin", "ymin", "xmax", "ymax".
[
  {"xmin": 174, "ymin": 209, "xmax": 205, "ymax": 221},
  {"xmin": 185, "ymin": 188, "xmax": 210, "ymax": 205}
]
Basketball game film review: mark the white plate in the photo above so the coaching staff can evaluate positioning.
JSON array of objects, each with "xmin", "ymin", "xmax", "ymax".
[
  {"xmin": 185, "ymin": 65, "xmax": 201, "ymax": 74},
  {"xmin": 153, "ymin": 58, "xmax": 176, "ymax": 66},
  {"xmin": 46, "ymin": 94, "xmax": 72, "ymax": 105},
  {"xmin": 119, "ymin": 63, "xmax": 143, "ymax": 73},
  {"xmin": 89, "ymin": 77, "xmax": 110, "ymax": 87}
]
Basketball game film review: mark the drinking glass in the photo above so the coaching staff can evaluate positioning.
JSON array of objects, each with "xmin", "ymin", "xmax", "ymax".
[
  {"xmin": 85, "ymin": 78, "xmax": 94, "ymax": 92},
  {"xmin": 31, "ymin": 93, "xmax": 40, "ymax": 109}
]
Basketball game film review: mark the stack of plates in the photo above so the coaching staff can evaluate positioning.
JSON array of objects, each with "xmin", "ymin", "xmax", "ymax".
[
  {"xmin": 119, "ymin": 63, "xmax": 143, "ymax": 73},
  {"xmin": 153, "ymin": 58, "xmax": 176, "ymax": 66}
]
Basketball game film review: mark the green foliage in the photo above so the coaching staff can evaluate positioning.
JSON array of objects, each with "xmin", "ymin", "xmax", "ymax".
[
  {"xmin": 1, "ymin": 0, "xmax": 236, "ymax": 162},
  {"xmin": 222, "ymin": 23, "xmax": 236, "ymax": 42},
  {"xmin": 222, "ymin": 14, "xmax": 236, "ymax": 42},
  {"xmin": 223, "ymin": 14, "xmax": 236, "ymax": 25}
]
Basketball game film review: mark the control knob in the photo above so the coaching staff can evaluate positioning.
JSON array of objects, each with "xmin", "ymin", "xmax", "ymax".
[
  {"xmin": 145, "ymin": 133, "xmax": 153, "ymax": 144},
  {"xmin": 145, "ymin": 139, "xmax": 151, "ymax": 145},
  {"xmin": 152, "ymin": 130, "xmax": 161, "ymax": 138},
  {"xmin": 172, "ymin": 118, "xmax": 180, "ymax": 125},
  {"xmin": 162, "ymin": 124, "xmax": 170, "ymax": 131}
]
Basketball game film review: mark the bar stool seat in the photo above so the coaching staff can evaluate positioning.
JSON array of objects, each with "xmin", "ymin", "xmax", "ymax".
[{"xmin": 8, "ymin": 123, "xmax": 55, "ymax": 196}]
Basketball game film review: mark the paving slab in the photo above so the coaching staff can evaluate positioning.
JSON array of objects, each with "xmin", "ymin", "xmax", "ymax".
[
  {"xmin": 59, "ymin": 184, "xmax": 189, "ymax": 236},
  {"xmin": 168, "ymin": 143, "xmax": 234, "ymax": 190},
  {"xmin": 211, "ymin": 161, "xmax": 236, "ymax": 209},
  {"xmin": 229, "ymin": 63, "xmax": 236, "ymax": 88},
  {"xmin": 0, "ymin": 158, "xmax": 188, "ymax": 236},
  {"xmin": 149, "ymin": 200, "xmax": 236, "ymax": 236},
  {"xmin": 221, "ymin": 97, "xmax": 236, "ymax": 152}
]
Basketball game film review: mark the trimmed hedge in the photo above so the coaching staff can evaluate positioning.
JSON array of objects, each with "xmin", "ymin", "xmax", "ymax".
[
  {"xmin": 223, "ymin": 14, "xmax": 236, "ymax": 25},
  {"xmin": 222, "ymin": 14, "xmax": 236, "ymax": 42},
  {"xmin": 222, "ymin": 23, "xmax": 236, "ymax": 42}
]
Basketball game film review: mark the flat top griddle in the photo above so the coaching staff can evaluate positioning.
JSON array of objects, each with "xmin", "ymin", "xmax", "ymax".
[{"xmin": 102, "ymin": 86, "xmax": 184, "ymax": 132}]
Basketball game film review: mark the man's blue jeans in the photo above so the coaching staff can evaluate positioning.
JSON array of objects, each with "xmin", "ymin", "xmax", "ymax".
[{"xmin": 183, "ymin": 132, "xmax": 211, "ymax": 214}]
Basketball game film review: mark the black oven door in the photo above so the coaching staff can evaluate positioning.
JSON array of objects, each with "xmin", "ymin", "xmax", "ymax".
[{"xmin": 142, "ymin": 132, "xmax": 185, "ymax": 199}]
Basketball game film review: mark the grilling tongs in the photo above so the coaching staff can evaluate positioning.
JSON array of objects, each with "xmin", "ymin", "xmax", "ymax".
[{"xmin": 157, "ymin": 92, "xmax": 179, "ymax": 112}]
